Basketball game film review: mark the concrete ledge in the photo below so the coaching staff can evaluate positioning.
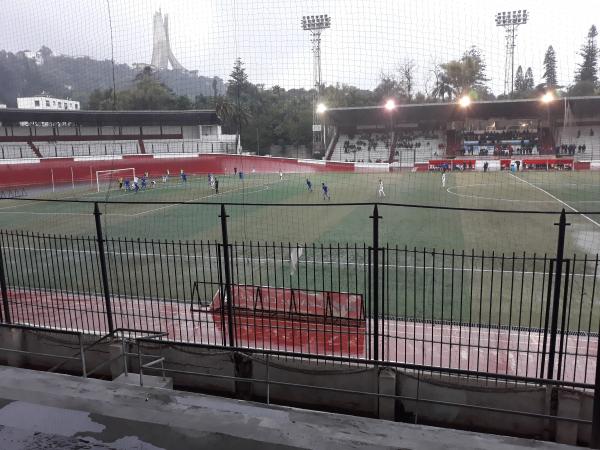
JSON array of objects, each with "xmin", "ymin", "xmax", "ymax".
[
  {"xmin": 0, "ymin": 366, "xmax": 580, "ymax": 450},
  {"xmin": 0, "ymin": 327, "xmax": 592, "ymax": 445}
]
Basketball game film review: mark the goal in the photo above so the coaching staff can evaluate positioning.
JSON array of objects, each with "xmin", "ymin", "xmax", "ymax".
[{"xmin": 96, "ymin": 168, "xmax": 136, "ymax": 193}]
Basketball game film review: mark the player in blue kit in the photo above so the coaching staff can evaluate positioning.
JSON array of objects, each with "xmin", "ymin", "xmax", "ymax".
[
  {"xmin": 321, "ymin": 182, "xmax": 330, "ymax": 200},
  {"xmin": 306, "ymin": 178, "xmax": 312, "ymax": 192}
]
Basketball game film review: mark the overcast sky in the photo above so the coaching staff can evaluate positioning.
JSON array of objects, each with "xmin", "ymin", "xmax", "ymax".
[{"xmin": 1, "ymin": 0, "xmax": 598, "ymax": 95}]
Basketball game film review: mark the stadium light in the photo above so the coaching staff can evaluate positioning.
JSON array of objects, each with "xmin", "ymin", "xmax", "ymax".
[
  {"xmin": 541, "ymin": 92, "xmax": 555, "ymax": 103},
  {"xmin": 495, "ymin": 10, "xmax": 529, "ymax": 96},
  {"xmin": 302, "ymin": 14, "xmax": 331, "ymax": 152},
  {"xmin": 384, "ymin": 99, "xmax": 396, "ymax": 111},
  {"xmin": 316, "ymin": 103, "xmax": 327, "ymax": 114},
  {"xmin": 458, "ymin": 95, "xmax": 471, "ymax": 108},
  {"xmin": 301, "ymin": 14, "xmax": 331, "ymax": 30},
  {"xmin": 495, "ymin": 10, "xmax": 528, "ymax": 26}
]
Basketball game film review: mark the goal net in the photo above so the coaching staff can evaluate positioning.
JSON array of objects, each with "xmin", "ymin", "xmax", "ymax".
[{"xmin": 96, "ymin": 168, "xmax": 136, "ymax": 193}]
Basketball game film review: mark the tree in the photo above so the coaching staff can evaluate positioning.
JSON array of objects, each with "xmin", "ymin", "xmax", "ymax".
[
  {"xmin": 373, "ymin": 72, "xmax": 404, "ymax": 102},
  {"xmin": 87, "ymin": 88, "xmax": 113, "ymax": 109},
  {"xmin": 431, "ymin": 71, "xmax": 453, "ymax": 101},
  {"xmin": 212, "ymin": 76, "xmax": 218, "ymax": 102},
  {"xmin": 86, "ymin": 66, "xmax": 191, "ymax": 110},
  {"xmin": 514, "ymin": 66, "xmax": 525, "ymax": 93},
  {"xmin": 575, "ymin": 25, "xmax": 598, "ymax": 85},
  {"xmin": 227, "ymin": 57, "xmax": 249, "ymax": 98},
  {"xmin": 435, "ymin": 47, "xmax": 489, "ymax": 100},
  {"xmin": 398, "ymin": 59, "xmax": 416, "ymax": 101},
  {"xmin": 524, "ymin": 67, "xmax": 534, "ymax": 91},
  {"xmin": 227, "ymin": 58, "xmax": 252, "ymax": 151},
  {"xmin": 543, "ymin": 46, "xmax": 558, "ymax": 88},
  {"xmin": 569, "ymin": 80, "xmax": 596, "ymax": 96}
]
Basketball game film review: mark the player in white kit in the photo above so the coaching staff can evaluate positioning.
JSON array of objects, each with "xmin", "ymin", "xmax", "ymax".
[{"xmin": 377, "ymin": 179, "xmax": 386, "ymax": 197}]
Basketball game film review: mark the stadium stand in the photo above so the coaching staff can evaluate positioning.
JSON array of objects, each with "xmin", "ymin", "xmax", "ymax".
[
  {"xmin": 331, "ymin": 132, "xmax": 391, "ymax": 163},
  {"xmin": 0, "ymin": 109, "xmax": 238, "ymax": 160},
  {"xmin": 556, "ymin": 126, "xmax": 600, "ymax": 157},
  {"xmin": 459, "ymin": 129, "xmax": 539, "ymax": 157},
  {"xmin": 144, "ymin": 138, "xmax": 236, "ymax": 154},
  {"xmin": 36, "ymin": 141, "xmax": 140, "ymax": 158},
  {"xmin": 0, "ymin": 143, "xmax": 38, "ymax": 159},
  {"xmin": 391, "ymin": 130, "xmax": 445, "ymax": 165}
]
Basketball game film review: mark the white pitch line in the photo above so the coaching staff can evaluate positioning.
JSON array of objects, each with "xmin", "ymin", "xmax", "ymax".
[
  {"xmin": 0, "ymin": 211, "xmax": 92, "ymax": 216},
  {"xmin": 0, "ymin": 184, "xmax": 271, "ymax": 218},
  {"xmin": 129, "ymin": 183, "xmax": 272, "ymax": 217},
  {"xmin": 509, "ymin": 173, "xmax": 600, "ymax": 229},
  {"xmin": 2, "ymin": 245, "xmax": 598, "ymax": 277}
]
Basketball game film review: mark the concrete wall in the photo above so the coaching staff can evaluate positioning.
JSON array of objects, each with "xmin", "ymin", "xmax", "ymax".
[{"xmin": 0, "ymin": 326, "xmax": 593, "ymax": 446}]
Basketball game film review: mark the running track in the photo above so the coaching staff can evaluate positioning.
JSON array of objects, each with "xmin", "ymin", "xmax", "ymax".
[{"xmin": 5, "ymin": 288, "xmax": 597, "ymax": 384}]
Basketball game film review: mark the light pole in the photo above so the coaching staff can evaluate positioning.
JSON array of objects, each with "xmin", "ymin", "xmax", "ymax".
[
  {"xmin": 541, "ymin": 92, "xmax": 555, "ymax": 154},
  {"xmin": 459, "ymin": 95, "xmax": 471, "ymax": 158},
  {"xmin": 302, "ymin": 14, "xmax": 331, "ymax": 154},
  {"xmin": 384, "ymin": 99, "xmax": 396, "ymax": 163},
  {"xmin": 316, "ymin": 103, "xmax": 327, "ymax": 157},
  {"xmin": 495, "ymin": 10, "xmax": 529, "ymax": 96}
]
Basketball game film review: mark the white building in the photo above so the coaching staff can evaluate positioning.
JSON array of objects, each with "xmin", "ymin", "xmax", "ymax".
[
  {"xmin": 23, "ymin": 51, "xmax": 43, "ymax": 65},
  {"xmin": 17, "ymin": 95, "xmax": 80, "ymax": 111}
]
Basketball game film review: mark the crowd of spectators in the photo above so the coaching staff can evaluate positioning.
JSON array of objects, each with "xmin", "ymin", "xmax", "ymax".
[
  {"xmin": 342, "ymin": 133, "xmax": 390, "ymax": 155},
  {"xmin": 555, "ymin": 144, "xmax": 586, "ymax": 155},
  {"xmin": 460, "ymin": 143, "xmax": 536, "ymax": 157},
  {"xmin": 462, "ymin": 129, "xmax": 538, "ymax": 145}
]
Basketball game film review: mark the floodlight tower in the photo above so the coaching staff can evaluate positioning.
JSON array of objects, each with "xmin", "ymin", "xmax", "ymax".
[
  {"xmin": 495, "ymin": 10, "xmax": 529, "ymax": 96},
  {"xmin": 302, "ymin": 14, "xmax": 331, "ymax": 152}
]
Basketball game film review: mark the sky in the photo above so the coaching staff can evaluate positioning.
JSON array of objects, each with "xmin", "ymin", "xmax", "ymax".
[{"xmin": 0, "ymin": 0, "xmax": 598, "ymax": 95}]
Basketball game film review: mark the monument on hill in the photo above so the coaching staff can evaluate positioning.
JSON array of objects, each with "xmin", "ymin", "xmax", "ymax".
[{"xmin": 151, "ymin": 9, "xmax": 185, "ymax": 71}]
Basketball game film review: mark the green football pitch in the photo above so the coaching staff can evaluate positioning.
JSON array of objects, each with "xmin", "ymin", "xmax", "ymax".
[
  {"xmin": 0, "ymin": 170, "xmax": 599, "ymax": 256},
  {"xmin": 1, "ymin": 169, "xmax": 599, "ymax": 330}
]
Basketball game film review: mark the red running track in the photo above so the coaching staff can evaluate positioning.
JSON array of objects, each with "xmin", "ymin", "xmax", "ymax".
[{"xmin": 5, "ymin": 288, "xmax": 597, "ymax": 384}]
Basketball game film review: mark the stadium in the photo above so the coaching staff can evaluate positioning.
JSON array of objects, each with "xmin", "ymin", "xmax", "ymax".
[{"xmin": 1, "ymin": 1, "xmax": 600, "ymax": 447}]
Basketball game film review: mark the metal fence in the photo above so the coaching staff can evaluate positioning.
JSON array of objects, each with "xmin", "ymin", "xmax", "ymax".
[{"xmin": 0, "ymin": 201, "xmax": 598, "ymax": 386}]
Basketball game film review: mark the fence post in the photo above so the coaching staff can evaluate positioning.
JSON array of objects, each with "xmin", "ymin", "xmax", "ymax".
[
  {"xmin": 93, "ymin": 202, "xmax": 114, "ymax": 333},
  {"xmin": 547, "ymin": 209, "xmax": 569, "ymax": 380},
  {"xmin": 219, "ymin": 203, "xmax": 235, "ymax": 347},
  {"xmin": 0, "ymin": 236, "xmax": 11, "ymax": 324},
  {"xmin": 370, "ymin": 204, "xmax": 382, "ymax": 361},
  {"xmin": 591, "ymin": 345, "xmax": 600, "ymax": 448}
]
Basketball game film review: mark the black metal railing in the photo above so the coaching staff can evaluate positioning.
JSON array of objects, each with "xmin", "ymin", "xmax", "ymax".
[{"xmin": 0, "ymin": 201, "xmax": 598, "ymax": 387}]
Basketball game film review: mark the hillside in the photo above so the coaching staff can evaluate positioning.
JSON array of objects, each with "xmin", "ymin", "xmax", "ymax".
[{"xmin": 0, "ymin": 47, "xmax": 224, "ymax": 108}]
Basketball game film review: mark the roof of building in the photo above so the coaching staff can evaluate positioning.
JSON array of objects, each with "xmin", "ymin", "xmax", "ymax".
[
  {"xmin": 322, "ymin": 96, "xmax": 600, "ymax": 127},
  {"xmin": 0, "ymin": 109, "xmax": 220, "ymax": 126}
]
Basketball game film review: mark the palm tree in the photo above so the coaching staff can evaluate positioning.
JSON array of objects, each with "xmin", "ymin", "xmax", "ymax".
[
  {"xmin": 432, "ymin": 73, "xmax": 454, "ymax": 101},
  {"xmin": 214, "ymin": 96, "xmax": 235, "ymax": 122},
  {"xmin": 214, "ymin": 96, "xmax": 251, "ymax": 152}
]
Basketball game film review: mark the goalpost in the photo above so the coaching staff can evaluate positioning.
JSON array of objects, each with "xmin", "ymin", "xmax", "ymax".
[{"xmin": 95, "ymin": 168, "xmax": 136, "ymax": 193}]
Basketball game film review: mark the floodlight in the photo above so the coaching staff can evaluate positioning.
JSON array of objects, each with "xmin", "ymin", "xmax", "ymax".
[
  {"xmin": 301, "ymin": 14, "xmax": 331, "ymax": 31},
  {"xmin": 316, "ymin": 103, "xmax": 327, "ymax": 114},
  {"xmin": 384, "ymin": 99, "xmax": 396, "ymax": 111},
  {"xmin": 458, "ymin": 95, "xmax": 471, "ymax": 108},
  {"xmin": 495, "ymin": 10, "xmax": 528, "ymax": 26},
  {"xmin": 541, "ymin": 92, "xmax": 554, "ymax": 103}
]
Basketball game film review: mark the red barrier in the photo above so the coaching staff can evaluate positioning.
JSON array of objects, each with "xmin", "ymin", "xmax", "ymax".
[
  {"xmin": 0, "ymin": 153, "xmax": 592, "ymax": 190},
  {"xmin": 0, "ymin": 154, "xmax": 356, "ymax": 189}
]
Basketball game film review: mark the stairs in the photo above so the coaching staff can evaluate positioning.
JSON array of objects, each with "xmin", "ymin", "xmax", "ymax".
[
  {"xmin": 324, "ymin": 129, "xmax": 339, "ymax": 160},
  {"xmin": 27, "ymin": 141, "xmax": 42, "ymax": 158},
  {"xmin": 388, "ymin": 132, "xmax": 398, "ymax": 163}
]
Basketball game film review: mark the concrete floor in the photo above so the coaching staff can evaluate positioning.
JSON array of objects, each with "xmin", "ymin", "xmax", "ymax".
[{"xmin": 0, "ymin": 366, "xmax": 580, "ymax": 450}]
